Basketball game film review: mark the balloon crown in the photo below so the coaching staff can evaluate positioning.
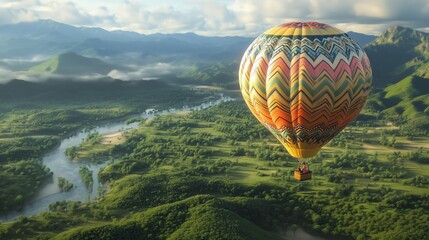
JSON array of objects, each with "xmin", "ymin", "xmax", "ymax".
[
  {"xmin": 265, "ymin": 21, "xmax": 343, "ymax": 36},
  {"xmin": 279, "ymin": 22, "xmax": 329, "ymax": 28}
]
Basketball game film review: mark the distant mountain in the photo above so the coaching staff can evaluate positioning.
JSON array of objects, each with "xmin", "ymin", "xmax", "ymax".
[
  {"xmin": 0, "ymin": 20, "xmax": 252, "ymax": 62},
  {"xmin": 364, "ymin": 26, "xmax": 429, "ymax": 127},
  {"xmin": 29, "ymin": 52, "xmax": 115, "ymax": 75},
  {"xmin": 346, "ymin": 31, "xmax": 377, "ymax": 47},
  {"xmin": 0, "ymin": 20, "xmax": 385, "ymax": 84},
  {"xmin": 0, "ymin": 19, "xmax": 144, "ymax": 42},
  {"xmin": 364, "ymin": 26, "xmax": 429, "ymax": 87}
]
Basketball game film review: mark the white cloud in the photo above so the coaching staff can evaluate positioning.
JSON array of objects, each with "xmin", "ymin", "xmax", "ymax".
[
  {"xmin": 0, "ymin": 55, "xmax": 50, "ymax": 63},
  {"xmin": 0, "ymin": 0, "xmax": 428, "ymax": 36},
  {"xmin": 109, "ymin": 1, "xmax": 203, "ymax": 33},
  {"xmin": 0, "ymin": 66, "xmax": 54, "ymax": 83},
  {"xmin": 354, "ymin": 0, "xmax": 390, "ymax": 19},
  {"xmin": 107, "ymin": 62, "xmax": 184, "ymax": 80},
  {"xmin": 309, "ymin": 0, "xmax": 355, "ymax": 19},
  {"xmin": 0, "ymin": 63, "xmax": 181, "ymax": 83},
  {"xmin": 333, "ymin": 23, "xmax": 389, "ymax": 36},
  {"xmin": 0, "ymin": 3, "xmax": 38, "ymax": 24},
  {"xmin": 0, "ymin": 67, "xmax": 15, "ymax": 83},
  {"xmin": 229, "ymin": 0, "xmax": 429, "ymax": 35},
  {"xmin": 353, "ymin": 0, "xmax": 428, "ymax": 22},
  {"xmin": 0, "ymin": 68, "xmax": 109, "ymax": 83},
  {"xmin": 195, "ymin": 0, "xmax": 244, "ymax": 31}
]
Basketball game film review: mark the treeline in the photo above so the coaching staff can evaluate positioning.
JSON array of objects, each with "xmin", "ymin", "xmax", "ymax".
[
  {"xmin": 79, "ymin": 166, "xmax": 94, "ymax": 189},
  {"xmin": 58, "ymin": 177, "xmax": 73, "ymax": 192},
  {"xmin": 0, "ymin": 137, "xmax": 58, "ymax": 163},
  {"xmin": 2, "ymin": 172, "xmax": 428, "ymax": 239},
  {"xmin": 190, "ymin": 101, "xmax": 269, "ymax": 141},
  {"xmin": 0, "ymin": 159, "xmax": 52, "ymax": 213},
  {"xmin": 179, "ymin": 62, "xmax": 239, "ymax": 89},
  {"xmin": 1, "ymin": 101, "xmax": 429, "ymax": 239},
  {"xmin": 65, "ymin": 132, "xmax": 103, "ymax": 160}
]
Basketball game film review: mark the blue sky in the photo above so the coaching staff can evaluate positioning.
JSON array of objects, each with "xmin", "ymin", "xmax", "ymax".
[{"xmin": 1, "ymin": 0, "xmax": 428, "ymax": 36}]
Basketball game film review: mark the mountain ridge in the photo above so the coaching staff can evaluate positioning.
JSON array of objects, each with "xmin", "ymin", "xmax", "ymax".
[
  {"xmin": 29, "ymin": 52, "xmax": 116, "ymax": 75},
  {"xmin": 364, "ymin": 25, "xmax": 429, "ymax": 87},
  {"xmin": 0, "ymin": 20, "xmax": 254, "ymax": 74},
  {"xmin": 364, "ymin": 25, "xmax": 429, "ymax": 127},
  {"xmin": 346, "ymin": 31, "xmax": 377, "ymax": 46},
  {"xmin": 0, "ymin": 20, "xmax": 376, "ymax": 61}
]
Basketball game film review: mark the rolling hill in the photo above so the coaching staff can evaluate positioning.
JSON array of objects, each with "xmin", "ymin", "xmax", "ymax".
[
  {"xmin": 363, "ymin": 26, "xmax": 429, "ymax": 129},
  {"xmin": 367, "ymin": 75, "xmax": 429, "ymax": 117},
  {"xmin": 29, "ymin": 52, "xmax": 116, "ymax": 75},
  {"xmin": 366, "ymin": 74, "xmax": 429, "ymax": 133},
  {"xmin": 364, "ymin": 26, "xmax": 429, "ymax": 87}
]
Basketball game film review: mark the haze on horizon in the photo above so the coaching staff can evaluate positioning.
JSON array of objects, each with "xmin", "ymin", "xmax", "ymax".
[{"xmin": 1, "ymin": 0, "xmax": 429, "ymax": 36}]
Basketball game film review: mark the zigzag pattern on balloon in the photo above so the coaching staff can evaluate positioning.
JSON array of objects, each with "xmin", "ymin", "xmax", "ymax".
[
  {"xmin": 270, "ymin": 36, "xmax": 363, "ymax": 63},
  {"xmin": 239, "ymin": 22, "xmax": 372, "ymax": 158}
]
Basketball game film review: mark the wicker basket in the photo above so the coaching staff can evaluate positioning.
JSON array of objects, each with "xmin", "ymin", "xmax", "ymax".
[{"xmin": 294, "ymin": 170, "xmax": 312, "ymax": 181}]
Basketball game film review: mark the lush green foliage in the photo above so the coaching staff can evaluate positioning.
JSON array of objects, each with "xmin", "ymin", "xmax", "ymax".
[
  {"xmin": 0, "ymin": 137, "xmax": 58, "ymax": 163},
  {"xmin": 65, "ymin": 132, "xmax": 108, "ymax": 162},
  {"xmin": 1, "ymin": 101, "xmax": 428, "ymax": 240},
  {"xmin": 364, "ymin": 26, "xmax": 429, "ymax": 137},
  {"xmin": 29, "ymin": 52, "xmax": 114, "ymax": 75},
  {"xmin": 2, "ymin": 22, "xmax": 429, "ymax": 240},
  {"xmin": 0, "ymin": 79, "xmax": 212, "ymax": 212},
  {"xmin": 79, "ymin": 166, "xmax": 94, "ymax": 189},
  {"xmin": 0, "ymin": 159, "xmax": 52, "ymax": 213},
  {"xmin": 178, "ymin": 62, "xmax": 239, "ymax": 89},
  {"xmin": 57, "ymin": 177, "xmax": 73, "ymax": 192},
  {"xmin": 365, "ymin": 26, "xmax": 429, "ymax": 87}
]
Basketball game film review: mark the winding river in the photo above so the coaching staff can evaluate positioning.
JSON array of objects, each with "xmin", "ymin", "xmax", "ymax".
[{"xmin": 1, "ymin": 95, "xmax": 233, "ymax": 222}]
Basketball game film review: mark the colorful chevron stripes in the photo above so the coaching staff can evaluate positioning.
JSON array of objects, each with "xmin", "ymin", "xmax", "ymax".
[
  {"xmin": 264, "ymin": 22, "xmax": 344, "ymax": 37},
  {"xmin": 239, "ymin": 22, "xmax": 372, "ymax": 158}
]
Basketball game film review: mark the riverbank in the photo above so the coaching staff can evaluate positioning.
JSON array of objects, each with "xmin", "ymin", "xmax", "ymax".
[
  {"xmin": 0, "ymin": 95, "xmax": 233, "ymax": 222},
  {"xmin": 0, "ymin": 82, "xmax": 217, "ymax": 215}
]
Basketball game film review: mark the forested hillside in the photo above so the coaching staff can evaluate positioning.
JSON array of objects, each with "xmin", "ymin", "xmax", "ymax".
[
  {"xmin": 1, "ymin": 101, "xmax": 428, "ymax": 240},
  {"xmin": 0, "ymin": 80, "xmax": 212, "ymax": 213}
]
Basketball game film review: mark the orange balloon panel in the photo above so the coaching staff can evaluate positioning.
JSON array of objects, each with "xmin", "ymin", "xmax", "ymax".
[{"xmin": 239, "ymin": 22, "xmax": 372, "ymax": 158}]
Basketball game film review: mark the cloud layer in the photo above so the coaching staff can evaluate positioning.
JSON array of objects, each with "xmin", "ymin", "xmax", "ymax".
[
  {"xmin": 1, "ymin": 0, "xmax": 428, "ymax": 35},
  {"xmin": 0, "ymin": 61, "xmax": 186, "ymax": 83},
  {"xmin": 107, "ymin": 63, "xmax": 184, "ymax": 81}
]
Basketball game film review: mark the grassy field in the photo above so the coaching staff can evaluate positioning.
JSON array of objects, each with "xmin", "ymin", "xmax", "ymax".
[
  {"xmin": 85, "ymin": 104, "xmax": 429, "ymax": 196},
  {"xmin": 1, "ymin": 101, "xmax": 428, "ymax": 240},
  {"xmin": 66, "ymin": 131, "xmax": 126, "ymax": 162}
]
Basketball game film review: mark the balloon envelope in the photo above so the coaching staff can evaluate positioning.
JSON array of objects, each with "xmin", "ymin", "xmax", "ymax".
[{"xmin": 239, "ymin": 22, "xmax": 372, "ymax": 158}]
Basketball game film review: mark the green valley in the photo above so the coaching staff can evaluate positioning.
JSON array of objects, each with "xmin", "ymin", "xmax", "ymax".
[
  {"xmin": 1, "ymin": 101, "xmax": 428, "ymax": 239},
  {"xmin": 0, "ymin": 79, "xmax": 212, "ymax": 213}
]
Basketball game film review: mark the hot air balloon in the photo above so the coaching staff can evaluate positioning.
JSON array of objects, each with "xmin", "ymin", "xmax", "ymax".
[{"xmin": 239, "ymin": 22, "xmax": 372, "ymax": 181}]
